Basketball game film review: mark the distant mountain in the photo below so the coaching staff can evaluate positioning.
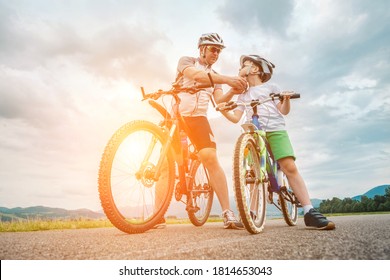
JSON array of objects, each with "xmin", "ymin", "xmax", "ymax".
[
  {"xmin": 352, "ymin": 185, "xmax": 390, "ymax": 201},
  {"xmin": 0, "ymin": 206, "xmax": 105, "ymax": 222},
  {"xmin": 3, "ymin": 185, "xmax": 387, "ymax": 222}
]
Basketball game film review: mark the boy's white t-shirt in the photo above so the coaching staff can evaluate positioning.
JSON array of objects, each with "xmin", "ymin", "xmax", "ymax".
[{"xmin": 235, "ymin": 83, "xmax": 285, "ymax": 132}]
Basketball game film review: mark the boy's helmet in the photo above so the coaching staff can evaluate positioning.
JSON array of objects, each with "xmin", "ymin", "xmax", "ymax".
[
  {"xmin": 198, "ymin": 33, "xmax": 226, "ymax": 49},
  {"xmin": 240, "ymin": 55, "xmax": 275, "ymax": 82}
]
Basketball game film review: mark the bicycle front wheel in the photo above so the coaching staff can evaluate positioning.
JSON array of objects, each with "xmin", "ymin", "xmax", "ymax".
[
  {"xmin": 233, "ymin": 133, "xmax": 266, "ymax": 234},
  {"xmin": 98, "ymin": 120, "xmax": 175, "ymax": 234},
  {"xmin": 187, "ymin": 159, "xmax": 214, "ymax": 226},
  {"xmin": 278, "ymin": 172, "xmax": 298, "ymax": 226}
]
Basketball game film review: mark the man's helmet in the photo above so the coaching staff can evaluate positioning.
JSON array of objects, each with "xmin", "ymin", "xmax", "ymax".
[
  {"xmin": 240, "ymin": 55, "xmax": 275, "ymax": 82},
  {"xmin": 198, "ymin": 33, "xmax": 226, "ymax": 49}
]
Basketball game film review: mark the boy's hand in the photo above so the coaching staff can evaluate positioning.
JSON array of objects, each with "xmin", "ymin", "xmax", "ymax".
[
  {"xmin": 280, "ymin": 91, "xmax": 295, "ymax": 101},
  {"xmin": 227, "ymin": 76, "xmax": 247, "ymax": 91},
  {"xmin": 216, "ymin": 101, "xmax": 236, "ymax": 112}
]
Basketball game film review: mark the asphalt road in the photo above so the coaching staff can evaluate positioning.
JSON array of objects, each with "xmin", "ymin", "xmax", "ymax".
[{"xmin": 1, "ymin": 214, "xmax": 389, "ymax": 260}]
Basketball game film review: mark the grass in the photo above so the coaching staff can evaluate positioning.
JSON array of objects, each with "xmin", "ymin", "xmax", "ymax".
[
  {"xmin": 0, "ymin": 218, "xmax": 114, "ymax": 232},
  {"xmin": 0, "ymin": 217, "xmax": 223, "ymax": 232},
  {"xmin": 1, "ymin": 212, "xmax": 388, "ymax": 233}
]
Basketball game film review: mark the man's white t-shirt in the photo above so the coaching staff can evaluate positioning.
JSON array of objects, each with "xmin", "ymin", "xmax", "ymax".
[
  {"xmin": 235, "ymin": 84, "xmax": 285, "ymax": 132},
  {"xmin": 176, "ymin": 56, "xmax": 222, "ymax": 117}
]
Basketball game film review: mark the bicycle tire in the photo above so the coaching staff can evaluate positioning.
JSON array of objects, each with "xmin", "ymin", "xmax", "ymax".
[
  {"xmin": 233, "ymin": 133, "xmax": 266, "ymax": 234},
  {"xmin": 98, "ymin": 120, "xmax": 175, "ymax": 234},
  {"xmin": 187, "ymin": 159, "xmax": 214, "ymax": 226},
  {"xmin": 278, "ymin": 172, "xmax": 298, "ymax": 226}
]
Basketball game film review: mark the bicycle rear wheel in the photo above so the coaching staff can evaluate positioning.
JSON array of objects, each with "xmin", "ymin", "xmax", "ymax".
[
  {"xmin": 98, "ymin": 120, "xmax": 175, "ymax": 234},
  {"xmin": 187, "ymin": 159, "xmax": 214, "ymax": 226},
  {"xmin": 233, "ymin": 133, "xmax": 266, "ymax": 234},
  {"xmin": 278, "ymin": 172, "xmax": 298, "ymax": 226}
]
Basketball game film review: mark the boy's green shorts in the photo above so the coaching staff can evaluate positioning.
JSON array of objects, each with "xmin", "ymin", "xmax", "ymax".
[{"xmin": 266, "ymin": 130, "xmax": 295, "ymax": 161}]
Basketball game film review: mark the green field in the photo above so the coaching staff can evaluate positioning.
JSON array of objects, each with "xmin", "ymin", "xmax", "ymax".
[
  {"xmin": 0, "ymin": 216, "xmax": 223, "ymax": 232},
  {"xmin": 1, "ymin": 212, "xmax": 389, "ymax": 232}
]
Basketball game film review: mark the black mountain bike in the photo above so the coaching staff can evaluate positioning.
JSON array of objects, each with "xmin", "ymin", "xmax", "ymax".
[{"xmin": 98, "ymin": 85, "xmax": 214, "ymax": 234}]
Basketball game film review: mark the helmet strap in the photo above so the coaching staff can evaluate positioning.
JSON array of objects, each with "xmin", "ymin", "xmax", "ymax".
[{"xmin": 245, "ymin": 64, "xmax": 253, "ymax": 77}]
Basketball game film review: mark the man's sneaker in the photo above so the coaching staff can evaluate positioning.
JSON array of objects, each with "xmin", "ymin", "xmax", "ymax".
[
  {"xmin": 304, "ymin": 208, "xmax": 335, "ymax": 230},
  {"xmin": 222, "ymin": 209, "xmax": 244, "ymax": 230},
  {"xmin": 152, "ymin": 217, "xmax": 166, "ymax": 229}
]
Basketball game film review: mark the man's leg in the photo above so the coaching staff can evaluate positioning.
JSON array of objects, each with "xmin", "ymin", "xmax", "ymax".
[
  {"xmin": 198, "ymin": 148, "xmax": 230, "ymax": 210},
  {"xmin": 198, "ymin": 148, "xmax": 243, "ymax": 229}
]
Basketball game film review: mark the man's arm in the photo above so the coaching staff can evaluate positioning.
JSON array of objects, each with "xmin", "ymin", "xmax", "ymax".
[{"xmin": 183, "ymin": 67, "xmax": 247, "ymax": 90}]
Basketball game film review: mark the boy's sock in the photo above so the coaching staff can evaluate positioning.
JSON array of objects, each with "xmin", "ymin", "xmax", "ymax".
[{"xmin": 303, "ymin": 205, "xmax": 314, "ymax": 215}]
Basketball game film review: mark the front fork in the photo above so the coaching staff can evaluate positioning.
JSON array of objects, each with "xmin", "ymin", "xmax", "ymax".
[{"xmin": 135, "ymin": 122, "xmax": 178, "ymax": 184}]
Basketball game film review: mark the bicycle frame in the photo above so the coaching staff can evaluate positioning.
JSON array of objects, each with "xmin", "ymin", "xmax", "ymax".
[
  {"xmin": 140, "ymin": 86, "xmax": 211, "ymax": 199},
  {"xmin": 143, "ymin": 97, "xmax": 188, "ymax": 193},
  {"xmin": 240, "ymin": 121, "xmax": 280, "ymax": 194}
]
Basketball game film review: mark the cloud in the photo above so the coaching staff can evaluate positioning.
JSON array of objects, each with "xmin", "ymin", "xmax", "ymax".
[
  {"xmin": 218, "ymin": 0, "xmax": 294, "ymax": 37},
  {"xmin": 83, "ymin": 22, "xmax": 173, "ymax": 85}
]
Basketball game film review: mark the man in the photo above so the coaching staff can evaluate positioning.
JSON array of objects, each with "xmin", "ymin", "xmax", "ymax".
[{"xmin": 174, "ymin": 33, "xmax": 247, "ymax": 229}]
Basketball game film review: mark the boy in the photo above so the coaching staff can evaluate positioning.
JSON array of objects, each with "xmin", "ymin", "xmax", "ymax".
[{"xmin": 219, "ymin": 54, "xmax": 335, "ymax": 230}]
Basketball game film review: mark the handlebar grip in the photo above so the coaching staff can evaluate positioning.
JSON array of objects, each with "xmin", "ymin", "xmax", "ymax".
[
  {"xmin": 141, "ymin": 87, "xmax": 146, "ymax": 99},
  {"xmin": 270, "ymin": 93, "xmax": 300, "ymax": 100},
  {"xmin": 290, "ymin": 93, "xmax": 300, "ymax": 99}
]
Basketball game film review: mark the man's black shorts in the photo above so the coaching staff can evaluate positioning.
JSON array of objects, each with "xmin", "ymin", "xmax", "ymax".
[{"xmin": 183, "ymin": 116, "xmax": 216, "ymax": 151}]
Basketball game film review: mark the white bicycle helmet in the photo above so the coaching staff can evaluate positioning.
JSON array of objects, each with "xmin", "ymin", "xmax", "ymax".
[
  {"xmin": 240, "ymin": 55, "xmax": 275, "ymax": 82},
  {"xmin": 198, "ymin": 33, "xmax": 226, "ymax": 49}
]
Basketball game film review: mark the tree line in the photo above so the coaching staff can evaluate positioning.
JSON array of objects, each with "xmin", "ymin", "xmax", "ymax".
[{"xmin": 318, "ymin": 187, "xmax": 390, "ymax": 213}]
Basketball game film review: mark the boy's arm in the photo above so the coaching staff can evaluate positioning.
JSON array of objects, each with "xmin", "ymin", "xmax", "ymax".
[
  {"xmin": 277, "ymin": 93, "xmax": 292, "ymax": 115},
  {"xmin": 213, "ymin": 87, "xmax": 244, "ymax": 104},
  {"xmin": 218, "ymin": 104, "xmax": 244, "ymax": 123}
]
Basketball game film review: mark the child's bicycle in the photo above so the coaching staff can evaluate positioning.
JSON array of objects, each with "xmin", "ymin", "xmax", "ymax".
[
  {"xmin": 218, "ymin": 92, "xmax": 301, "ymax": 234},
  {"xmin": 98, "ymin": 84, "xmax": 214, "ymax": 234}
]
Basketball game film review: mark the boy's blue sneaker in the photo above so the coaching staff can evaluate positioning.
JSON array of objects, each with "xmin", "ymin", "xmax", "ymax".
[{"xmin": 304, "ymin": 208, "xmax": 335, "ymax": 230}]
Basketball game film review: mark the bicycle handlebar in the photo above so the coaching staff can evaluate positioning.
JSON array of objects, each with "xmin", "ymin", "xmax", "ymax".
[
  {"xmin": 271, "ymin": 92, "xmax": 300, "ymax": 99},
  {"xmin": 141, "ymin": 84, "xmax": 211, "ymax": 101},
  {"xmin": 216, "ymin": 92, "xmax": 300, "ymax": 112}
]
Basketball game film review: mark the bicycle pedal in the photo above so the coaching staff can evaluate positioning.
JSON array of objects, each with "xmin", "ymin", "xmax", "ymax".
[{"xmin": 186, "ymin": 205, "xmax": 200, "ymax": 213}]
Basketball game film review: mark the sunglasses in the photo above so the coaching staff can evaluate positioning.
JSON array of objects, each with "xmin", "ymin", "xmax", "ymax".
[{"xmin": 206, "ymin": 46, "xmax": 222, "ymax": 54}]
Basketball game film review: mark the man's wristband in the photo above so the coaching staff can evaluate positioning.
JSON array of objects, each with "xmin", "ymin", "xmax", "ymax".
[{"xmin": 207, "ymin": 72, "xmax": 215, "ymax": 87}]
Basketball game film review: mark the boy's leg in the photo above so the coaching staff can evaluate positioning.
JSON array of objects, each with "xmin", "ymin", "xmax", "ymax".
[
  {"xmin": 278, "ymin": 157, "xmax": 335, "ymax": 230},
  {"xmin": 278, "ymin": 157, "xmax": 311, "ymax": 207}
]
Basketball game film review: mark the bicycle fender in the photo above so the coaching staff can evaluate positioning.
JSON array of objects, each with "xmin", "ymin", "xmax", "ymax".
[{"xmin": 148, "ymin": 100, "xmax": 172, "ymax": 119}]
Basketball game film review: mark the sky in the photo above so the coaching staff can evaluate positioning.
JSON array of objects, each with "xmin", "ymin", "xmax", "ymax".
[{"xmin": 0, "ymin": 0, "xmax": 389, "ymax": 212}]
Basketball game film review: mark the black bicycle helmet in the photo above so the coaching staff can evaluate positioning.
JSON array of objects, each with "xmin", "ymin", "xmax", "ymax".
[
  {"xmin": 198, "ymin": 33, "xmax": 226, "ymax": 49},
  {"xmin": 240, "ymin": 55, "xmax": 275, "ymax": 82}
]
